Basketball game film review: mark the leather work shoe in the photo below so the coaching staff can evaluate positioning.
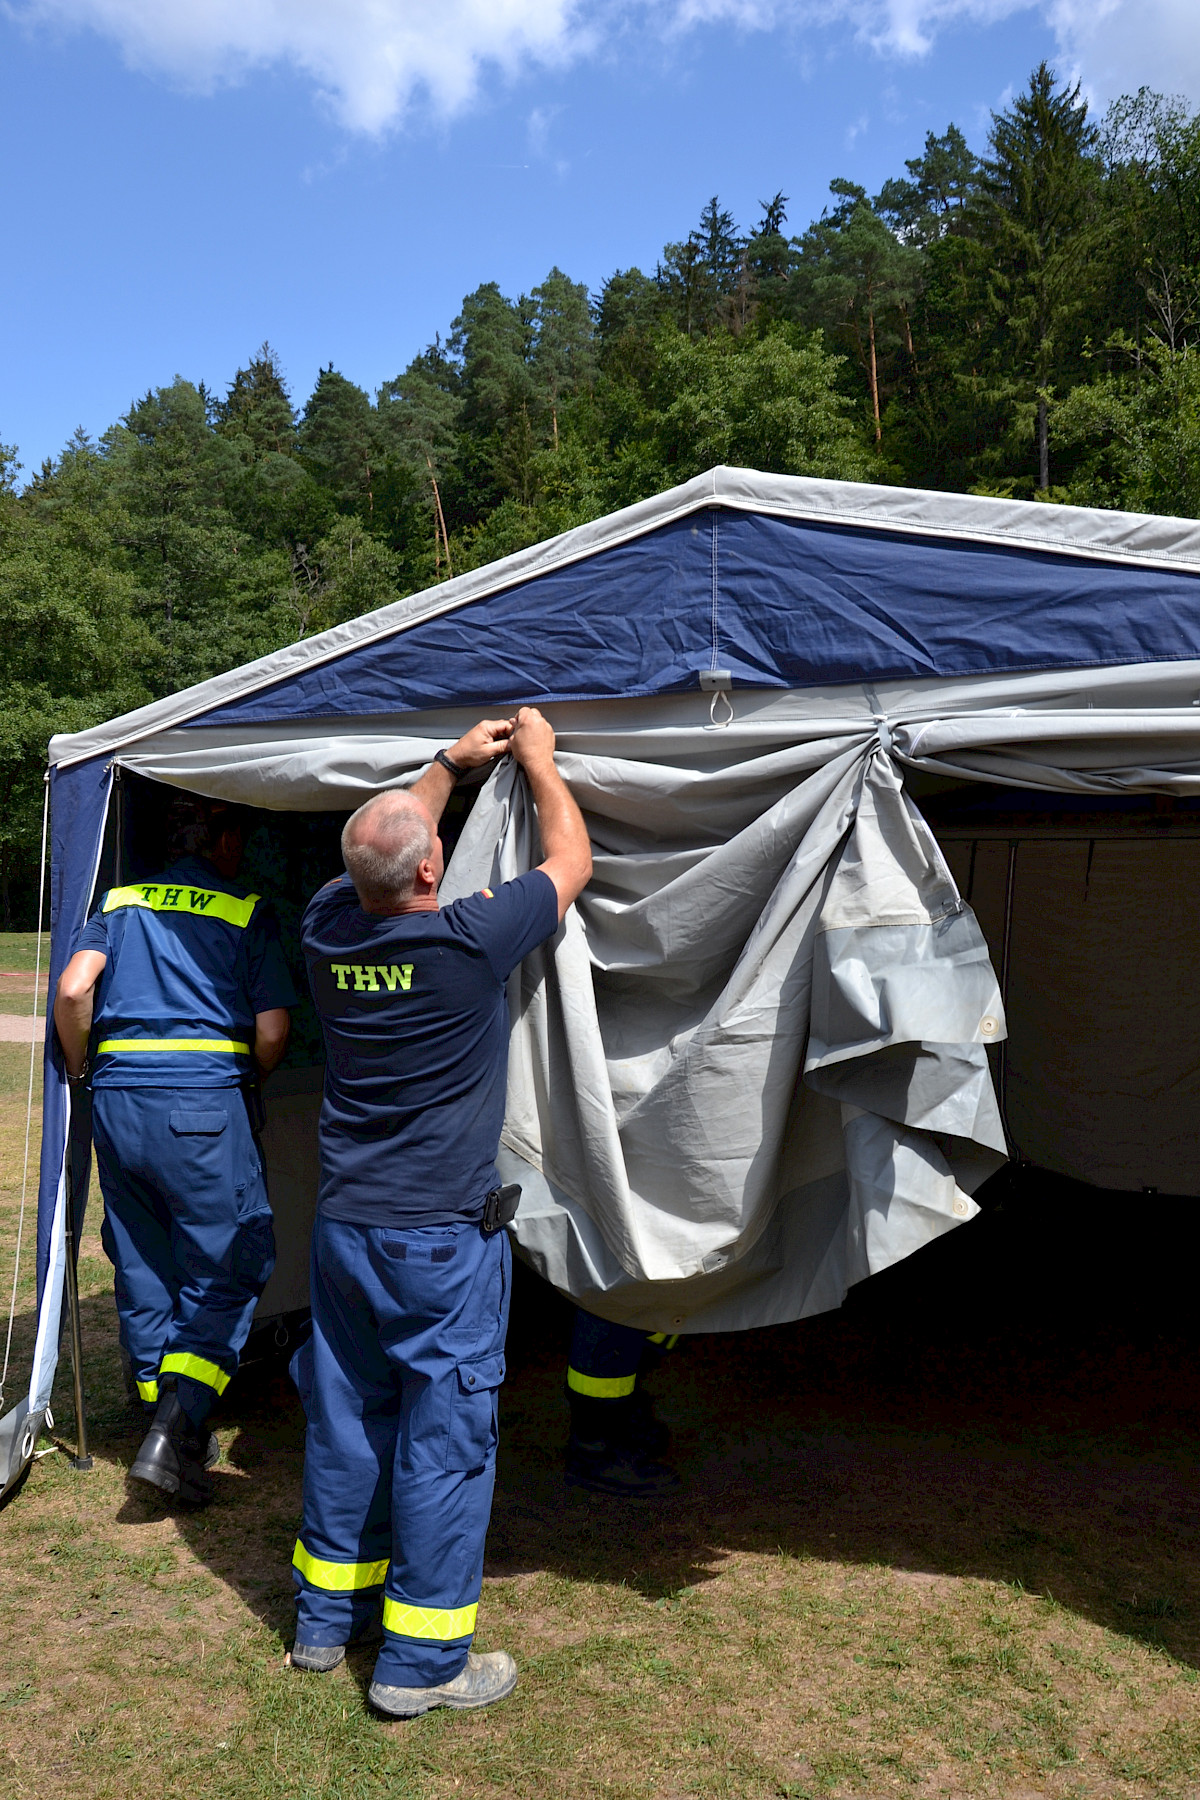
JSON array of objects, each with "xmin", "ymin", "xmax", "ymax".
[
  {"xmin": 565, "ymin": 1437, "xmax": 681, "ymax": 1498},
  {"xmin": 290, "ymin": 1643, "xmax": 347, "ymax": 1673},
  {"xmin": 369, "ymin": 1650, "xmax": 518, "ymax": 1719},
  {"xmin": 129, "ymin": 1391, "xmax": 214, "ymax": 1505}
]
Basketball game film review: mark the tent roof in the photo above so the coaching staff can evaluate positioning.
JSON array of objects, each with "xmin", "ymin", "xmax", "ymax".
[{"xmin": 50, "ymin": 466, "xmax": 1200, "ymax": 769}]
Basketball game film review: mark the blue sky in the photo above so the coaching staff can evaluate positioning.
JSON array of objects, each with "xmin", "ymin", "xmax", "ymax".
[{"xmin": 2, "ymin": 0, "xmax": 1196, "ymax": 477}]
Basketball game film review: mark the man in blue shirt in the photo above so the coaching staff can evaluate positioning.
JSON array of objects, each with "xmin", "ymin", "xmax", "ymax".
[
  {"xmin": 53, "ymin": 799, "xmax": 297, "ymax": 1504},
  {"xmin": 290, "ymin": 705, "xmax": 591, "ymax": 1720}
]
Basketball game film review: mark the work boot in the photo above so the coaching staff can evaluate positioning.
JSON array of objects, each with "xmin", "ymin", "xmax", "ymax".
[
  {"xmin": 565, "ymin": 1392, "xmax": 679, "ymax": 1496},
  {"xmin": 290, "ymin": 1643, "xmax": 347, "ymax": 1672},
  {"xmin": 290, "ymin": 1609, "xmax": 383, "ymax": 1672},
  {"xmin": 138, "ymin": 1400, "xmax": 220, "ymax": 1470},
  {"xmin": 129, "ymin": 1385, "xmax": 214, "ymax": 1505},
  {"xmin": 565, "ymin": 1434, "xmax": 680, "ymax": 1497},
  {"xmin": 369, "ymin": 1650, "xmax": 518, "ymax": 1718}
]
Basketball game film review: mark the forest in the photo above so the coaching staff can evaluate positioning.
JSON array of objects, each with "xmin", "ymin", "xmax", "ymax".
[{"xmin": 1, "ymin": 62, "xmax": 1199, "ymax": 922}]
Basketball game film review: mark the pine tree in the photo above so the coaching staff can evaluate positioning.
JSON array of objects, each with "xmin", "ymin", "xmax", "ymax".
[
  {"xmin": 793, "ymin": 181, "xmax": 921, "ymax": 447},
  {"xmin": 214, "ymin": 343, "xmax": 297, "ymax": 457},
  {"xmin": 530, "ymin": 268, "xmax": 595, "ymax": 448},
  {"xmin": 981, "ymin": 63, "xmax": 1100, "ymax": 491}
]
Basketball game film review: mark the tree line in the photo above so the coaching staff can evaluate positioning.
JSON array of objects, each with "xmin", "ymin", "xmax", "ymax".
[{"xmin": 2, "ymin": 62, "xmax": 1199, "ymax": 924}]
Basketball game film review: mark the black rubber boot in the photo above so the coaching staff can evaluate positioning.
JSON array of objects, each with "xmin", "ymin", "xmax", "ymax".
[
  {"xmin": 129, "ymin": 1382, "xmax": 214, "ymax": 1505},
  {"xmin": 137, "ymin": 1401, "xmax": 220, "ymax": 1470},
  {"xmin": 565, "ymin": 1395, "xmax": 680, "ymax": 1498}
]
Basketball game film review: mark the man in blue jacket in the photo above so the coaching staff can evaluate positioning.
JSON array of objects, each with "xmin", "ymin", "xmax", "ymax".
[
  {"xmin": 53, "ymin": 798, "xmax": 296, "ymax": 1504},
  {"xmin": 291, "ymin": 706, "xmax": 592, "ymax": 1720}
]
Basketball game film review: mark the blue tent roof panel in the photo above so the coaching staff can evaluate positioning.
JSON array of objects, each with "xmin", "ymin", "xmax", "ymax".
[{"xmin": 190, "ymin": 506, "xmax": 1200, "ymax": 730}]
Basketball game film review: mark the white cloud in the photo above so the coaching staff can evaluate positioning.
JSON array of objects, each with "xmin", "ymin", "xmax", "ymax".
[
  {"xmin": 7, "ymin": 0, "xmax": 1200, "ymax": 135},
  {"xmin": 1047, "ymin": 0, "xmax": 1200, "ymax": 108},
  {"xmin": 8, "ymin": 0, "xmax": 590, "ymax": 132}
]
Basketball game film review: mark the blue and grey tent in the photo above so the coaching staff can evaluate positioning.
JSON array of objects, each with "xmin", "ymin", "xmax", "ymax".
[{"xmin": 7, "ymin": 463, "xmax": 1200, "ymax": 1497}]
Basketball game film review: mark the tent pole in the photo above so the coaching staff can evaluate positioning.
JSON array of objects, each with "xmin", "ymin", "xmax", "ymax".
[
  {"xmin": 997, "ymin": 839, "xmax": 1019, "ymax": 1154},
  {"xmin": 62, "ymin": 1161, "xmax": 92, "ymax": 1473}
]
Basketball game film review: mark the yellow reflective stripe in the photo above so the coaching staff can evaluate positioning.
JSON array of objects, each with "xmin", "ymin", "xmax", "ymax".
[
  {"xmin": 103, "ymin": 884, "xmax": 260, "ymax": 928},
  {"xmin": 159, "ymin": 1352, "xmax": 230, "ymax": 1395},
  {"xmin": 647, "ymin": 1333, "xmax": 679, "ymax": 1350},
  {"xmin": 98, "ymin": 1039, "xmax": 251, "ymax": 1055},
  {"xmin": 136, "ymin": 1379, "xmax": 158, "ymax": 1403},
  {"xmin": 292, "ymin": 1541, "xmax": 387, "ymax": 1592},
  {"xmin": 383, "ymin": 1598, "xmax": 478, "ymax": 1641},
  {"xmin": 567, "ymin": 1367, "xmax": 637, "ymax": 1399}
]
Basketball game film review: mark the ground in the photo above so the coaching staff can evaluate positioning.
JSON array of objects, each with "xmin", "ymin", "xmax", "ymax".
[{"xmin": 1, "ymin": 937, "xmax": 1199, "ymax": 1800}]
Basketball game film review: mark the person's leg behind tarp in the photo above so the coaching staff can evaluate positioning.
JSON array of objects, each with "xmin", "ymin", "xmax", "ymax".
[{"xmin": 564, "ymin": 1308, "xmax": 680, "ymax": 1498}]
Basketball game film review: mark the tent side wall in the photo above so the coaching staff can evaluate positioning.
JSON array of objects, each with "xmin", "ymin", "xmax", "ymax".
[{"xmin": 0, "ymin": 758, "xmax": 112, "ymax": 1497}]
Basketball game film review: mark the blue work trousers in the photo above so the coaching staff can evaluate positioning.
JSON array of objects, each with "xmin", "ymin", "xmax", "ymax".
[
  {"xmin": 92, "ymin": 1086, "xmax": 275, "ymax": 1423},
  {"xmin": 291, "ymin": 1214, "xmax": 510, "ymax": 1690},
  {"xmin": 567, "ymin": 1308, "xmax": 676, "ymax": 1400}
]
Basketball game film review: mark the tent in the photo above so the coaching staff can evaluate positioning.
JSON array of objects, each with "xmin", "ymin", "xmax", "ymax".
[{"xmin": 6, "ymin": 463, "xmax": 1200, "ymax": 1500}]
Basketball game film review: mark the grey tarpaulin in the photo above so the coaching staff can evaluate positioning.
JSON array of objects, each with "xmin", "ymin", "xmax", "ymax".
[
  {"xmin": 440, "ymin": 733, "xmax": 1006, "ymax": 1331},
  {"xmin": 107, "ymin": 692, "xmax": 1015, "ymax": 1333},
  {"xmin": 98, "ymin": 671, "xmax": 1200, "ymax": 1330}
]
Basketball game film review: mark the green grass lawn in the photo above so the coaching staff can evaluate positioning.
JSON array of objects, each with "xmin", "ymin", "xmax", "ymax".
[
  {"xmin": 2, "ymin": 1051, "xmax": 1199, "ymax": 1799},
  {"xmin": 0, "ymin": 932, "xmax": 50, "ymax": 973}
]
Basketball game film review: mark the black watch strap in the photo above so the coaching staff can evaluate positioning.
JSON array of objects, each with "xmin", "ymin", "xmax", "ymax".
[{"xmin": 434, "ymin": 747, "xmax": 467, "ymax": 780}]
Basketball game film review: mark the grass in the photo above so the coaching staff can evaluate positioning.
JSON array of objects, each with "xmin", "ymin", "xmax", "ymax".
[
  {"xmin": 2, "ymin": 1053, "xmax": 1200, "ymax": 1798},
  {"xmin": 0, "ymin": 933, "xmax": 49, "ymax": 1018},
  {"xmin": 0, "ymin": 933, "xmax": 49, "ymax": 972}
]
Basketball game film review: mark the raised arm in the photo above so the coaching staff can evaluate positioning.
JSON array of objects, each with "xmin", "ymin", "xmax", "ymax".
[
  {"xmin": 409, "ymin": 717, "xmax": 515, "ymax": 825},
  {"xmin": 508, "ymin": 707, "xmax": 592, "ymax": 922}
]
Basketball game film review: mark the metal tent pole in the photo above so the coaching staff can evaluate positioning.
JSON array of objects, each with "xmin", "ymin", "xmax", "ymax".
[{"xmin": 62, "ymin": 1156, "xmax": 92, "ymax": 1473}]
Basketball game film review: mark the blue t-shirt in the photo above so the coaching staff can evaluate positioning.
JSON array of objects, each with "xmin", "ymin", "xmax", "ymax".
[
  {"xmin": 302, "ymin": 869, "xmax": 559, "ymax": 1227},
  {"xmin": 75, "ymin": 855, "xmax": 297, "ymax": 1088}
]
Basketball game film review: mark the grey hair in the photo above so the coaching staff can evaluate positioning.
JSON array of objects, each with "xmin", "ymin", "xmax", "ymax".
[{"xmin": 341, "ymin": 791, "xmax": 434, "ymax": 907}]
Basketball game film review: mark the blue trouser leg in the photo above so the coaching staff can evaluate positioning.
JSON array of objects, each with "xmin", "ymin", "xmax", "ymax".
[
  {"xmin": 567, "ymin": 1309, "xmax": 652, "ymax": 1399},
  {"xmin": 293, "ymin": 1215, "xmax": 510, "ymax": 1689},
  {"xmin": 98, "ymin": 1165, "xmax": 178, "ymax": 1404},
  {"xmin": 92, "ymin": 1087, "xmax": 276, "ymax": 1428}
]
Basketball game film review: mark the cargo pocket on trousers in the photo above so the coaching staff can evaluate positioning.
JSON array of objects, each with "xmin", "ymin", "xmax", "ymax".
[{"xmin": 445, "ymin": 1353, "xmax": 506, "ymax": 1473}]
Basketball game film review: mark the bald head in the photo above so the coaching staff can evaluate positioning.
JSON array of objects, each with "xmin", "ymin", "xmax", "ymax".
[{"xmin": 342, "ymin": 790, "xmax": 438, "ymax": 911}]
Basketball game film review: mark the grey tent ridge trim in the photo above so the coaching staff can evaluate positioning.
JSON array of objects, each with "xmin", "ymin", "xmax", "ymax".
[{"xmin": 48, "ymin": 465, "xmax": 1200, "ymax": 772}]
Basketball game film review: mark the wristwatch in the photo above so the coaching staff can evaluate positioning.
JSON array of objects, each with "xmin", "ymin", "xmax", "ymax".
[
  {"xmin": 434, "ymin": 747, "xmax": 467, "ymax": 781},
  {"xmin": 67, "ymin": 1057, "xmax": 90, "ymax": 1086}
]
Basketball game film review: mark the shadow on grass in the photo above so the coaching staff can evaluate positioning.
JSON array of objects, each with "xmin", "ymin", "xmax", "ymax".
[{"xmin": 20, "ymin": 1162, "xmax": 1200, "ymax": 1674}]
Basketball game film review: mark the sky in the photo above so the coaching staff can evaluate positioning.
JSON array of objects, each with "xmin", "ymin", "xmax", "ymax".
[{"xmin": 2, "ymin": 0, "xmax": 1199, "ymax": 477}]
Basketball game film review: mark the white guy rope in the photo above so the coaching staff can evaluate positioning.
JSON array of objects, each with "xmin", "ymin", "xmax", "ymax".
[{"xmin": 0, "ymin": 774, "xmax": 50, "ymax": 1410}]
